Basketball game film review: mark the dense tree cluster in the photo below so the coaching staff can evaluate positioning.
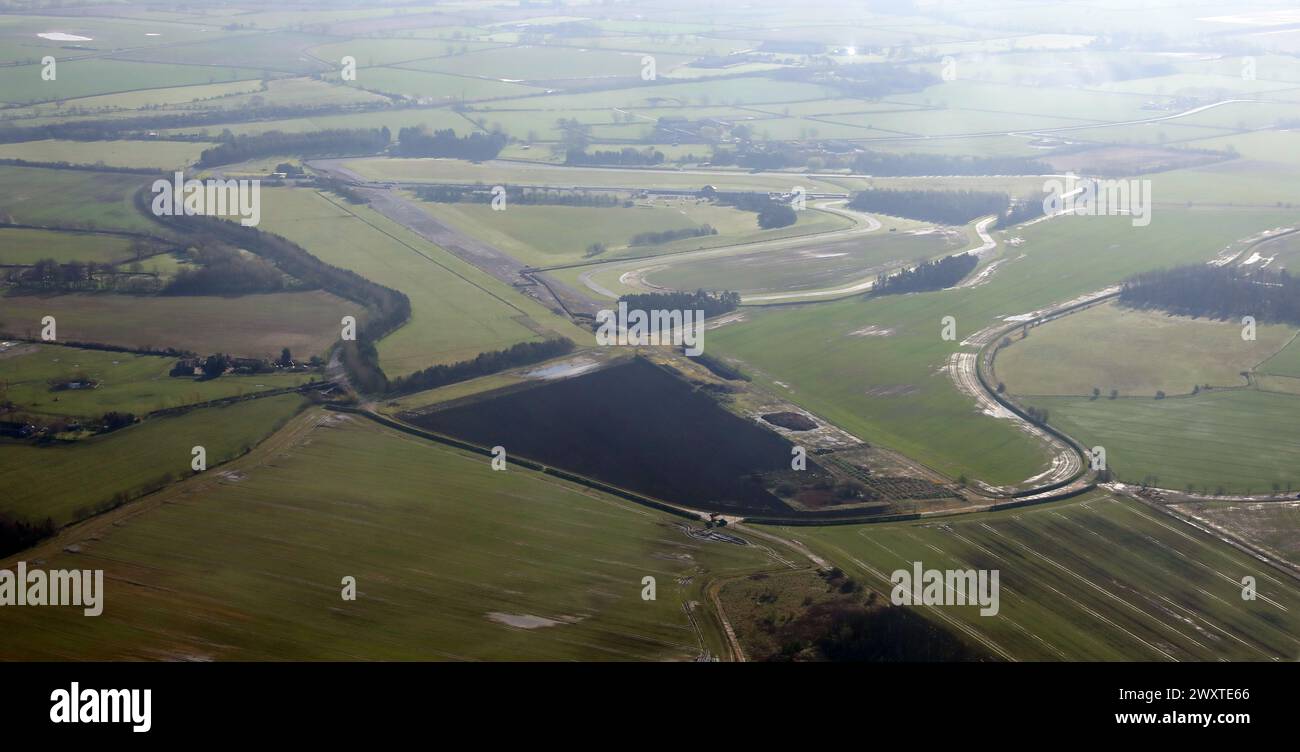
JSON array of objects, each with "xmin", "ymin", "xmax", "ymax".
[
  {"xmin": 994, "ymin": 196, "xmax": 1047, "ymax": 229},
  {"xmin": 394, "ymin": 127, "xmax": 507, "ymax": 160},
  {"xmin": 849, "ymin": 188, "xmax": 1009, "ymax": 225},
  {"xmin": 0, "ymin": 514, "xmax": 56, "ymax": 559},
  {"xmin": 629, "ymin": 224, "xmax": 717, "ymax": 246},
  {"xmin": 617, "ymin": 289, "xmax": 741, "ymax": 318},
  {"xmin": 1119, "ymin": 264, "xmax": 1300, "ymax": 324},
  {"xmin": 198, "ymin": 128, "xmax": 391, "ymax": 166},
  {"xmin": 388, "ymin": 338, "xmax": 575, "ymax": 395},
  {"xmin": 874, "ymin": 253, "xmax": 978, "ymax": 295},
  {"xmin": 163, "ymin": 245, "xmax": 288, "ymax": 296}
]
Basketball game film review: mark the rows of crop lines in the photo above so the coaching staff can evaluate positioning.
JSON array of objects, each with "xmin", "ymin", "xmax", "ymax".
[
  {"xmin": 705, "ymin": 208, "xmax": 1299, "ymax": 487},
  {"xmin": 797, "ymin": 492, "xmax": 1300, "ymax": 660},
  {"xmin": 0, "ymin": 411, "xmax": 780, "ymax": 660}
]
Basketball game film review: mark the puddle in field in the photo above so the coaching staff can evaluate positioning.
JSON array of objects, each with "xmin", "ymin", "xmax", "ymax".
[
  {"xmin": 522, "ymin": 356, "xmax": 601, "ymax": 380},
  {"xmin": 487, "ymin": 612, "xmax": 572, "ymax": 629}
]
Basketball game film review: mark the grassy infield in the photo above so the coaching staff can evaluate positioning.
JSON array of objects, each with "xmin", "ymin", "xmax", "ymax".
[{"xmin": 3, "ymin": 10, "xmax": 1300, "ymax": 660}]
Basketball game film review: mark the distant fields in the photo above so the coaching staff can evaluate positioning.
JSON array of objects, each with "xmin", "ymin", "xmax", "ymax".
[
  {"xmin": 0, "ymin": 290, "xmax": 359, "ymax": 360},
  {"xmin": 0, "ymin": 393, "xmax": 306, "ymax": 525},
  {"xmin": 0, "ymin": 343, "xmax": 309, "ymax": 420},
  {"xmin": 1031, "ymin": 390, "xmax": 1300, "ymax": 493},
  {"xmin": 996, "ymin": 302, "xmax": 1297, "ymax": 397},
  {"xmin": 255, "ymin": 188, "xmax": 588, "ymax": 375},
  {"xmin": 798, "ymin": 492, "xmax": 1300, "ymax": 660},
  {"xmin": 0, "ymin": 59, "xmax": 263, "ymax": 105},
  {"xmin": 0, "ymin": 411, "xmax": 775, "ymax": 659}
]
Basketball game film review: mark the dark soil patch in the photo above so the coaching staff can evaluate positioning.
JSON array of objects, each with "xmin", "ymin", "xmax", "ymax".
[{"xmin": 404, "ymin": 357, "xmax": 796, "ymax": 515}]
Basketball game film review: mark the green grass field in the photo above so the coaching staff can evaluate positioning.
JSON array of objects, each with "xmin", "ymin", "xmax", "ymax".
[
  {"xmin": 644, "ymin": 225, "xmax": 963, "ymax": 294},
  {"xmin": 0, "ymin": 393, "xmax": 306, "ymax": 526},
  {"xmin": 797, "ymin": 492, "xmax": 1300, "ymax": 660},
  {"xmin": 0, "ymin": 139, "xmax": 211, "ymax": 169},
  {"xmin": 415, "ymin": 197, "xmax": 852, "ymax": 268},
  {"xmin": 0, "ymin": 343, "xmax": 309, "ymax": 420},
  {"xmin": 255, "ymin": 188, "xmax": 588, "ymax": 375},
  {"xmin": 1032, "ymin": 390, "xmax": 1300, "ymax": 493},
  {"xmin": 995, "ymin": 302, "xmax": 1297, "ymax": 396},
  {"xmin": 0, "ymin": 410, "xmax": 775, "ymax": 659},
  {"xmin": 0, "ymin": 289, "xmax": 360, "ymax": 360},
  {"xmin": 0, "ymin": 227, "xmax": 136, "ymax": 265},
  {"xmin": 708, "ymin": 209, "xmax": 1295, "ymax": 486},
  {"xmin": 0, "ymin": 166, "xmax": 155, "ymax": 232}
]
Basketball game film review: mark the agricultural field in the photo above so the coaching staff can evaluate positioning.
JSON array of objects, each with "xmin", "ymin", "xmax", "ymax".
[
  {"xmin": 796, "ymin": 491, "xmax": 1300, "ymax": 660},
  {"xmin": 0, "ymin": 165, "xmax": 156, "ymax": 232},
  {"xmin": 1030, "ymin": 390, "xmax": 1300, "ymax": 493},
  {"xmin": 0, "ymin": 138, "xmax": 211, "ymax": 169},
  {"xmin": 707, "ymin": 209, "xmax": 1295, "ymax": 486},
  {"xmin": 415, "ymin": 196, "xmax": 852, "ymax": 269},
  {"xmin": 0, "ymin": 410, "xmax": 776, "ymax": 660},
  {"xmin": 0, "ymin": 227, "xmax": 137, "ymax": 265},
  {"xmin": 2, "ymin": 0, "xmax": 1300, "ymax": 679},
  {"xmin": 0, "ymin": 393, "xmax": 306, "ymax": 526},
  {"xmin": 0, "ymin": 289, "xmax": 359, "ymax": 359},
  {"xmin": 995, "ymin": 301, "xmax": 1298, "ymax": 397},
  {"xmin": 253, "ymin": 188, "xmax": 588, "ymax": 374},
  {"xmin": 0, "ymin": 342, "xmax": 310, "ymax": 420}
]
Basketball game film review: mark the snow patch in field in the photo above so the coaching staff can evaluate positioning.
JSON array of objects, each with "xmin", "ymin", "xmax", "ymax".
[{"xmin": 38, "ymin": 32, "xmax": 92, "ymax": 41}]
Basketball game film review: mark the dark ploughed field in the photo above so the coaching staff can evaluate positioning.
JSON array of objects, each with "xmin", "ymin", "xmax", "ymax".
[{"xmin": 404, "ymin": 357, "xmax": 798, "ymax": 515}]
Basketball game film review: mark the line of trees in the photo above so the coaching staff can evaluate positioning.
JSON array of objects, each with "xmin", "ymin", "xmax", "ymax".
[
  {"xmin": 874, "ymin": 253, "xmax": 978, "ymax": 295},
  {"xmin": 0, "ymin": 101, "xmax": 400, "ymax": 144},
  {"xmin": 566, "ymin": 147, "xmax": 665, "ymax": 166},
  {"xmin": 136, "ymin": 187, "xmax": 410, "ymax": 395},
  {"xmin": 1119, "ymin": 265, "xmax": 1300, "ymax": 324},
  {"xmin": 387, "ymin": 338, "xmax": 575, "ymax": 395},
  {"xmin": 394, "ymin": 127, "xmax": 507, "ymax": 160},
  {"xmin": 851, "ymin": 151, "xmax": 1050, "ymax": 177},
  {"xmin": 629, "ymin": 224, "xmax": 717, "ymax": 246},
  {"xmin": 198, "ymin": 128, "xmax": 391, "ymax": 167},
  {"xmin": 617, "ymin": 289, "xmax": 741, "ymax": 318},
  {"xmin": 849, "ymin": 188, "xmax": 1009, "ymax": 225}
]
